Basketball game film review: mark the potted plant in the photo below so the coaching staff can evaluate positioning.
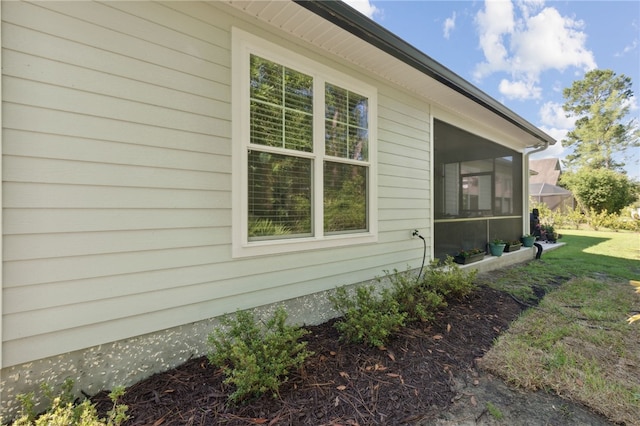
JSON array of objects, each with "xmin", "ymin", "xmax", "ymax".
[
  {"xmin": 521, "ymin": 234, "xmax": 536, "ymax": 247},
  {"xmin": 488, "ymin": 239, "xmax": 506, "ymax": 257},
  {"xmin": 540, "ymin": 225, "xmax": 561, "ymax": 243},
  {"xmin": 504, "ymin": 239, "xmax": 522, "ymax": 252},
  {"xmin": 453, "ymin": 248, "xmax": 485, "ymax": 265}
]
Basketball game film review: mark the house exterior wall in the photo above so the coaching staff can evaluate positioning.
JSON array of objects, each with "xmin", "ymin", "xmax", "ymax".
[{"xmin": 0, "ymin": 1, "xmax": 431, "ymax": 412}]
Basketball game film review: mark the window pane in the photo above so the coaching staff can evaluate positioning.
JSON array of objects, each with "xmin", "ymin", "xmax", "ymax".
[
  {"xmin": 285, "ymin": 109, "xmax": 313, "ymax": 152},
  {"xmin": 325, "ymin": 84, "xmax": 347, "ymax": 124},
  {"xmin": 285, "ymin": 67, "xmax": 313, "ymax": 113},
  {"xmin": 325, "ymin": 120, "xmax": 347, "ymax": 158},
  {"xmin": 250, "ymin": 54, "xmax": 313, "ymax": 152},
  {"xmin": 443, "ymin": 163, "xmax": 460, "ymax": 216},
  {"xmin": 324, "ymin": 162, "xmax": 367, "ymax": 233},
  {"xmin": 462, "ymin": 174, "xmax": 492, "ymax": 216},
  {"xmin": 251, "ymin": 101, "xmax": 282, "ymax": 147},
  {"xmin": 248, "ymin": 151, "xmax": 312, "ymax": 240},
  {"xmin": 461, "ymin": 159, "xmax": 493, "ymax": 174},
  {"xmin": 495, "ymin": 156, "xmax": 514, "ymax": 214},
  {"xmin": 349, "ymin": 125, "xmax": 367, "ymax": 161},
  {"xmin": 349, "ymin": 93, "xmax": 368, "ymax": 161},
  {"xmin": 250, "ymin": 55, "xmax": 282, "ymax": 104},
  {"xmin": 325, "ymin": 84, "xmax": 368, "ymax": 161}
]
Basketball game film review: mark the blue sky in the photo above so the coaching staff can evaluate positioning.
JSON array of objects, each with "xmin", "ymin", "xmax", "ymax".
[{"xmin": 342, "ymin": 0, "xmax": 640, "ymax": 179}]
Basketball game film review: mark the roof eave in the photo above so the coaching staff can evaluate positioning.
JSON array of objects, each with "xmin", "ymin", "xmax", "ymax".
[{"xmin": 295, "ymin": 0, "xmax": 556, "ymax": 147}]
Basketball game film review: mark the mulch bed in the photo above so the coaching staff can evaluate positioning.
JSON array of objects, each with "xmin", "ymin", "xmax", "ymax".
[{"xmin": 93, "ymin": 285, "xmax": 525, "ymax": 425}]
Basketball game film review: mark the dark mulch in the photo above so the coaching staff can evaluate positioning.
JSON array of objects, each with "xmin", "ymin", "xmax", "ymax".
[{"xmin": 93, "ymin": 285, "xmax": 525, "ymax": 425}]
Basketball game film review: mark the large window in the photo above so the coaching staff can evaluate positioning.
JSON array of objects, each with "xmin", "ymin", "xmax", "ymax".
[
  {"xmin": 442, "ymin": 157, "xmax": 515, "ymax": 218},
  {"xmin": 233, "ymin": 29, "xmax": 377, "ymax": 257}
]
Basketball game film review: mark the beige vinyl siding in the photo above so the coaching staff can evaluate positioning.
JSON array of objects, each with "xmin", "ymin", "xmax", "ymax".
[
  {"xmin": 2, "ymin": 0, "xmax": 233, "ymax": 366},
  {"xmin": 2, "ymin": 1, "xmax": 431, "ymax": 367},
  {"xmin": 0, "ymin": 0, "xmax": 4, "ymax": 370},
  {"xmin": 378, "ymin": 94, "xmax": 430, "ymax": 238}
]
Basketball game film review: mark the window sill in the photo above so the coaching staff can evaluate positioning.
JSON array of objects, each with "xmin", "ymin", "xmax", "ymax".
[{"xmin": 232, "ymin": 232, "xmax": 377, "ymax": 258}]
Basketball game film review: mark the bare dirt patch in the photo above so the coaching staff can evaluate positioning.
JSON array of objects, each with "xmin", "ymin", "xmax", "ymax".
[{"xmin": 93, "ymin": 280, "xmax": 615, "ymax": 425}]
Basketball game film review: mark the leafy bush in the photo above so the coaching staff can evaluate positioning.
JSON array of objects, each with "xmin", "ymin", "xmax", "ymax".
[
  {"xmin": 552, "ymin": 208, "xmax": 573, "ymax": 229},
  {"xmin": 329, "ymin": 285, "xmax": 406, "ymax": 347},
  {"xmin": 587, "ymin": 208, "xmax": 615, "ymax": 231},
  {"xmin": 560, "ymin": 168, "xmax": 637, "ymax": 215},
  {"xmin": 422, "ymin": 256, "xmax": 477, "ymax": 300},
  {"xmin": 207, "ymin": 306, "xmax": 312, "ymax": 402},
  {"xmin": 6, "ymin": 379, "xmax": 128, "ymax": 426},
  {"xmin": 584, "ymin": 208, "xmax": 640, "ymax": 232},
  {"xmin": 331, "ymin": 260, "xmax": 477, "ymax": 345},
  {"xmin": 618, "ymin": 217, "xmax": 640, "ymax": 232},
  {"xmin": 564, "ymin": 206, "xmax": 585, "ymax": 230},
  {"xmin": 530, "ymin": 200, "xmax": 553, "ymax": 225},
  {"xmin": 386, "ymin": 268, "xmax": 445, "ymax": 323}
]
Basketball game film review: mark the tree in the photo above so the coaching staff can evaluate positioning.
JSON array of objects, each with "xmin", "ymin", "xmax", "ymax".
[
  {"xmin": 560, "ymin": 168, "xmax": 637, "ymax": 214},
  {"xmin": 561, "ymin": 69, "xmax": 639, "ymax": 171}
]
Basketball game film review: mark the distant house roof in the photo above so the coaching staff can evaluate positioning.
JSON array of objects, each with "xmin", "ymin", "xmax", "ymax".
[
  {"xmin": 529, "ymin": 158, "xmax": 562, "ymax": 185},
  {"xmin": 530, "ymin": 182, "xmax": 572, "ymax": 197}
]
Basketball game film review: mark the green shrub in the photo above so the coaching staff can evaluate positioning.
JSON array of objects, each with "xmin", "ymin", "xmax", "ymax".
[
  {"xmin": 330, "ymin": 260, "xmax": 476, "ymax": 346},
  {"xmin": 386, "ymin": 268, "xmax": 445, "ymax": 323},
  {"xmin": 7, "ymin": 380, "xmax": 128, "ymax": 426},
  {"xmin": 207, "ymin": 306, "xmax": 312, "ymax": 403},
  {"xmin": 587, "ymin": 208, "xmax": 613, "ymax": 231},
  {"xmin": 531, "ymin": 200, "xmax": 553, "ymax": 225},
  {"xmin": 564, "ymin": 206, "xmax": 585, "ymax": 230},
  {"xmin": 619, "ymin": 217, "xmax": 640, "ymax": 232},
  {"xmin": 329, "ymin": 285, "xmax": 407, "ymax": 347},
  {"xmin": 579, "ymin": 208, "xmax": 640, "ymax": 232},
  {"xmin": 422, "ymin": 256, "xmax": 477, "ymax": 300}
]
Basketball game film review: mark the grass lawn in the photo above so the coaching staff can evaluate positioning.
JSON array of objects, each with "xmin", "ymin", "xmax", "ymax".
[{"xmin": 479, "ymin": 229, "xmax": 640, "ymax": 425}]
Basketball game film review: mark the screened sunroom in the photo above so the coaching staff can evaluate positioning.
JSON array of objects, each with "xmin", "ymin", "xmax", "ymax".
[{"xmin": 433, "ymin": 119, "xmax": 524, "ymax": 260}]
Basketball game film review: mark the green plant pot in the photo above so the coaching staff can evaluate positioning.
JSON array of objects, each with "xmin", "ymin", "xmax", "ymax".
[
  {"xmin": 521, "ymin": 236, "xmax": 535, "ymax": 247},
  {"xmin": 454, "ymin": 252, "xmax": 485, "ymax": 265},
  {"xmin": 505, "ymin": 243, "xmax": 522, "ymax": 252},
  {"xmin": 488, "ymin": 243, "xmax": 506, "ymax": 257}
]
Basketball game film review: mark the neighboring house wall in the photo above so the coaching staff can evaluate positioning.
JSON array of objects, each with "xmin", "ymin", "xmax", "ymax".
[{"xmin": 1, "ymin": 1, "xmax": 431, "ymax": 412}]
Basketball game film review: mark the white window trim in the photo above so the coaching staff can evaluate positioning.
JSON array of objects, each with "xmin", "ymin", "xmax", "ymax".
[{"xmin": 232, "ymin": 27, "xmax": 378, "ymax": 258}]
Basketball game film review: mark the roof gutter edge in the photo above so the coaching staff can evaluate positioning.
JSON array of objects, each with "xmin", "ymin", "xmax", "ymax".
[{"xmin": 295, "ymin": 0, "xmax": 556, "ymax": 147}]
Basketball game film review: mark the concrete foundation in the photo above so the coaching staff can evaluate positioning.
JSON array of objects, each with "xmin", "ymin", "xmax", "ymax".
[{"xmin": 458, "ymin": 242, "xmax": 564, "ymax": 274}]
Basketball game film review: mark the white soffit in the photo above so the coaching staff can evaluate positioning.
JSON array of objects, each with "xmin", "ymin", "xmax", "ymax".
[{"xmin": 226, "ymin": 0, "xmax": 549, "ymax": 149}]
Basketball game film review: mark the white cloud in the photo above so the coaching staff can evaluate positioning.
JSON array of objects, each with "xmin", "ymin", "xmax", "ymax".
[
  {"xmin": 533, "ymin": 124, "xmax": 568, "ymax": 161},
  {"xmin": 443, "ymin": 12, "xmax": 456, "ymax": 39},
  {"xmin": 533, "ymin": 101, "xmax": 575, "ymax": 162},
  {"xmin": 474, "ymin": 0, "xmax": 596, "ymax": 100},
  {"xmin": 539, "ymin": 101, "xmax": 574, "ymax": 129},
  {"xmin": 474, "ymin": 0, "xmax": 514, "ymax": 75},
  {"xmin": 341, "ymin": 0, "xmax": 380, "ymax": 19},
  {"xmin": 616, "ymin": 39, "xmax": 638, "ymax": 57},
  {"xmin": 512, "ymin": 8, "xmax": 596, "ymax": 74},
  {"xmin": 530, "ymin": 138, "xmax": 567, "ymax": 161},
  {"xmin": 499, "ymin": 78, "xmax": 541, "ymax": 100}
]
